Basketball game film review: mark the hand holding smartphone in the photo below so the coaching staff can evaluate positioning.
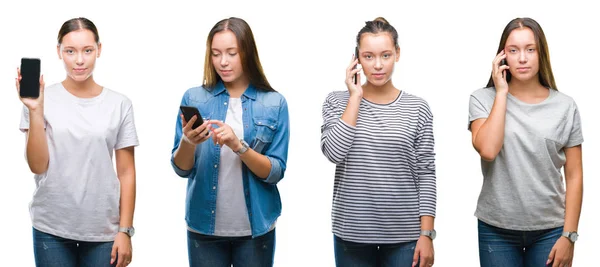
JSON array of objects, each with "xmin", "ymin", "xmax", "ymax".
[
  {"xmin": 180, "ymin": 105, "xmax": 204, "ymax": 130},
  {"xmin": 353, "ymin": 46, "xmax": 360, "ymax": 85},
  {"xmin": 19, "ymin": 58, "xmax": 41, "ymax": 98}
]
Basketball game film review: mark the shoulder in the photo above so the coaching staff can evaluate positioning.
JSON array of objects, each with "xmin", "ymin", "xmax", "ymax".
[
  {"xmin": 323, "ymin": 90, "xmax": 350, "ymax": 105},
  {"xmin": 256, "ymin": 89, "xmax": 287, "ymax": 106},
  {"xmin": 102, "ymin": 87, "xmax": 134, "ymax": 108},
  {"xmin": 401, "ymin": 91, "xmax": 432, "ymax": 117},
  {"xmin": 182, "ymin": 85, "xmax": 212, "ymax": 102},
  {"xmin": 471, "ymin": 87, "xmax": 496, "ymax": 99}
]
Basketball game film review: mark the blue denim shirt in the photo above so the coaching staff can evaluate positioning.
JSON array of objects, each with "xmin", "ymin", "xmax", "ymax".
[{"xmin": 171, "ymin": 81, "xmax": 290, "ymax": 238}]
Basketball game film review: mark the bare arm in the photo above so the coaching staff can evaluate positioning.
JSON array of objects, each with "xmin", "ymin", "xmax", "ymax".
[
  {"xmin": 116, "ymin": 147, "xmax": 136, "ymax": 228},
  {"xmin": 563, "ymin": 145, "xmax": 583, "ymax": 233}
]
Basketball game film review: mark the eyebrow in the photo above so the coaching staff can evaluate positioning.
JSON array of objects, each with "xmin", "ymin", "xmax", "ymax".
[
  {"xmin": 211, "ymin": 47, "xmax": 238, "ymax": 51},
  {"xmin": 62, "ymin": 46, "xmax": 95, "ymax": 49},
  {"xmin": 506, "ymin": 44, "xmax": 536, "ymax": 47},
  {"xmin": 362, "ymin": 50, "xmax": 394, "ymax": 54}
]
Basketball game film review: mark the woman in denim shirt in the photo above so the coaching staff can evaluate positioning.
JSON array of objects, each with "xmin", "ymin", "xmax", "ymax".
[{"xmin": 170, "ymin": 17, "xmax": 290, "ymax": 267}]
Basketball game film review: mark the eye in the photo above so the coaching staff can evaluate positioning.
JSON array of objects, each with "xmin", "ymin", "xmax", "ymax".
[
  {"xmin": 365, "ymin": 55, "xmax": 373, "ymax": 59},
  {"xmin": 527, "ymin": 48, "xmax": 536, "ymax": 52},
  {"xmin": 509, "ymin": 49, "xmax": 517, "ymax": 53},
  {"xmin": 85, "ymin": 49, "xmax": 93, "ymax": 53},
  {"xmin": 66, "ymin": 50, "xmax": 74, "ymax": 54},
  {"xmin": 228, "ymin": 52, "xmax": 237, "ymax": 56},
  {"xmin": 383, "ymin": 54, "xmax": 391, "ymax": 58},
  {"xmin": 212, "ymin": 53, "xmax": 220, "ymax": 57}
]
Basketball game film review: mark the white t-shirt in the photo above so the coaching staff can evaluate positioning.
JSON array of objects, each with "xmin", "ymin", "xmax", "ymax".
[
  {"xmin": 19, "ymin": 83, "xmax": 139, "ymax": 242},
  {"xmin": 214, "ymin": 97, "xmax": 251, "ymax": 236}
]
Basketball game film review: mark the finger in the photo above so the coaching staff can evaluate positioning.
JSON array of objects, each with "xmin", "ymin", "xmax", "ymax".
[
  {"xmin": 412, "ymin": 248, "xmax": 419, "ymax": 267},
  {"xmin": 209, "ymin": 119, "xmax": 224, "ymax": 127},
  {"xmin": 111, "ymin": 245, "xmax": 117, "ymax": 264},
  {"xmin": 183, "ymin": 115, "xmax": 197, "ymax": 131},
  {"xmin": 116, "ymin": 249, "xmax": 125, "ymax": 267},
  {"xmin": 39, "ymin": 74, "xmax": 45, "ymax": 94},
  {"xmin": 547, "ymin": 247, "xmax": 556, "ymax": 266},
  {"xmin": 346, "ymin": 59, "xmax": 359, "ymax": 76},
  {"xmin": 192, "ymin": 120, "xmax": 209, "ymax": 135}
]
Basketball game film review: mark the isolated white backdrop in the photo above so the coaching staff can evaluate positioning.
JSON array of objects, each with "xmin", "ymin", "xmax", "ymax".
[{"xmin": 0, "ymin": 0, "xmax": 598, "ymax": 266}]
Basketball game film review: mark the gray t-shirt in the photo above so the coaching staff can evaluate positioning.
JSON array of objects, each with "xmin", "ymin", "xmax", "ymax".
[
  {"xmin": 20, "ymin": 83, "xmax": 139, "ymax": 242},
  {"xmin": 468, "ymin": 87, "xmax": 583, "ymax": 231}
]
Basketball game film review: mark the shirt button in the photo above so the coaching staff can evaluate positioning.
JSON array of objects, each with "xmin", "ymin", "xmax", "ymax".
[
  {"xmin": 213, "ymin": 186, "xmax": 216, "ymax": 190},
  {"xmin": 212, "ymin": 210, "xmax": 215, "ymax": 214},
  {"xmin": 224, "ymin": 102, "xmax": 227, "ymax": 105},
  {"xmin": 258, "ymin": 122, "xmax": 262, "ymax": 125},
  {"xmin": 214, "ymin": 164, "xmax": 217, "ymax": 168}
]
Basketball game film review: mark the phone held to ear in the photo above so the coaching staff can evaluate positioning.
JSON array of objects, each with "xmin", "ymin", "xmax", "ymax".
[
  {"xmin": 500, "ymin": 59, "xmax": 507, "ymax": 66},
  {"xmin": 353, "ymin": 46, "xmax": 360, "ymax": 85},
  {"xmin": 180, "ymin": 105, "xmax": 204, "ymax": 130},
  {"xmin": 20, "ymin": 58, "xmax": 41, "ymax": 98}
]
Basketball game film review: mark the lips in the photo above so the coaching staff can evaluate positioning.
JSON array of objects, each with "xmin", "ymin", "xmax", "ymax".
[
  {"xmin": 220, "ymin": 70, "xmax": 233, "ymax": 75},
  {"xmin": 373, "ymin": 73, "xmax": 385, "ymax": 78},
  {"xmin": 515, "ymin": 67, "xmax": 530, "ymax": 73},
  {"xmin": 73, "ymin": 68, "xmax": 87, "ymax": 74}
]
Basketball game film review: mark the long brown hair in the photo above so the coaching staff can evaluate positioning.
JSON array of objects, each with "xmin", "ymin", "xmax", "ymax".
[
  {"xmin": 202, "ymin": 17, "xmax": 274, "ymax": 92},
  {"xmin": 486, "ymin": 17, "xmax": 557, "ymax": 90}
]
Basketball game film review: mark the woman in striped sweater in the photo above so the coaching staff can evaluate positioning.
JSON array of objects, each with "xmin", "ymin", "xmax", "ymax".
[{"xmin": 320, "ymin": 17, "xmax": 437, "ymax": 267}]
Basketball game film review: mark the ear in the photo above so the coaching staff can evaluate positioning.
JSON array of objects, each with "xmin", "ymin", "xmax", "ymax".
[
  {"xmin": 395, "ymin": 46, "xmax": 400, "ymax": 62},
  {"xmin": 97, "ymin": 42, "xmax": 102, "ymax": 58},
  {"xmin": 57, "ymin": 45, "xmax": 62, "ymax": 59}
]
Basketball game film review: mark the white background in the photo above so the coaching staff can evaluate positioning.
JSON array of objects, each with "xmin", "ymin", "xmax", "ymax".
[{"xmin": 1, "ymin": 0, "xmax": 598, "ymax": 266}]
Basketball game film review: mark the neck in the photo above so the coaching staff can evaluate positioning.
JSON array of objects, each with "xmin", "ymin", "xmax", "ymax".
[
  {"xmin": 362, "ymin": 80, "xmax": 400, "ymax": 103},
  {"xmin": 508, "ymin": 75, "xmax": 546, "ymax": 96},
  {"xmin": 62, "ymin": 76, "xmax": 101, "ymax": 98},
  {"xmin": 224, "ymin": 77, "xmax": 250, "ymax": 98}
]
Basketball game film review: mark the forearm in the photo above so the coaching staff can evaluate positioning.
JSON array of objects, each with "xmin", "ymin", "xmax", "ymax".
[
  {"xmin": 239, "ymin": 148, "xmax": 271, "ymax": 179},
  {"xmin": 563, "ymin": 172, "xmax": 583, "ymax": 232},
  {"xmin": 172, "ymin": 138, "xmax": 197, "ymax": 171},
  {"xmin": 421, "ymin": 215, "xmax": 434, "ymax": 230},
  {"xmin": 340, "ymin": 95, "xmax": 361, "ymax": 127},
  {"xmin": 118, "ymin": 172, "xmax": 135, "ymax": 227},
  {"xmin": 473, "ymin": 92, "xmax": 507, "ymax": 161},
  {"xmin": 26, "ymin": 109, "xmax": 49, "ymax": 174}
]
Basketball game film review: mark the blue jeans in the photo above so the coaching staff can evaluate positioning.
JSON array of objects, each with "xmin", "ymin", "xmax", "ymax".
[
  {"xmin": 187, "ymin": 228, "xmax": 275, "ymax": 267},
  {"xmin": 33, "ymin": 227, "xmax": 116, "ymax": 267},
  {"xmin": 334, "ymin": 235, "xmax": 418, "ymax": 267},
  {"xmin": 478, "ymin": 220, "xmax": 563, "ymax": 267}
]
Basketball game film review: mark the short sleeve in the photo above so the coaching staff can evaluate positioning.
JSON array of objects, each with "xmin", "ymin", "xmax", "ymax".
[
  {"xmin": 115, "ymin": 100, "xmax": 140, "ymax": 150},
  {"xmin": 565, "ymin": 102, "xmax": 583, "ymax": 147},
  {"xmin": 19, "ymin": 105, "xmax": 47, "ymax": 132},
  {"xmin": 468, "ymin": 94, "xmax": 489, "ymax": 131}
]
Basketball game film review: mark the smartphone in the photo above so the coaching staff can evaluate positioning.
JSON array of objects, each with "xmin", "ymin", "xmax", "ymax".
[
  {"xmin": 500, "ymin": 59, "xmax": 507, "ymax": 66},
  {"xmin": 19, "ymin": 58, "xmax": 41, "ymax": 98},
  {"xmin": 353, "ymin": 46, "xmax": 360, "ymax": 85},
  {"xmin": 180, "ymin": 105, "xmax": 204, "ymax": 129}
]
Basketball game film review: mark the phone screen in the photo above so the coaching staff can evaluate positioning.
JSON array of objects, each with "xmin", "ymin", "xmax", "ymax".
[
  {"xmin": 180, "ymin": 105, "xmax": 204, "ymax": 129},
  {"xmin": 20, "ymin": 58, "xmax": 41, "ymax": 98}
]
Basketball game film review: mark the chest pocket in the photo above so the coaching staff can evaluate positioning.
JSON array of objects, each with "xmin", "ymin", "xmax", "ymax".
[{"xmin": 252, "ymin": 118, "xmax": 277, "ymax": 154}]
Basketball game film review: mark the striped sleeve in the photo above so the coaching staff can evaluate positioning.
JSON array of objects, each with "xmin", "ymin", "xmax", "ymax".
[
  {"xmin": 415, "ymin": 102, "xmax": 437, "ymax": 217},
  {"xmin": 320, "ymin": 92, "xmax": 356, "ymax": 164}
]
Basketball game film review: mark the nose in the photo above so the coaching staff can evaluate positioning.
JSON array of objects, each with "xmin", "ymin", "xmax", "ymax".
[
  {"xmin": 374, "ymin": 57, "xmax": 383, "ymax": 70},
  {"xmin": 518, "ymin": 51, "xmax": 528, "ymax": 64},
  {"xmin": 76, "ymin": 52, "xmax": 84, "ymax": 65},
  {"xmin": 220, "ymin": 55, "xmax": 229, "ymax": 66}
]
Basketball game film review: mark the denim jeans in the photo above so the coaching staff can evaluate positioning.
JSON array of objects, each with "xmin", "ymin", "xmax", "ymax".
[
  {"xmin": 478, "ymin": 220, "xmax": 563, "ymax": 267},
  {"xmin": 33, "ymin": 227, "xmax": 116, "ymax": 267},
  {"xmin": 187, "ymin": 228, "xmax": 275, "ymax": 267},
  {"xmin": 334, "ymin": 235, "xmax": 419, "ymax": 267}
]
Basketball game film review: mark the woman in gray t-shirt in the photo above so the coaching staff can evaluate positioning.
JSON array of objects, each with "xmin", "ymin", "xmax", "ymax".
[
  {"xmin": 468, "ymin": 17, "xmax": 583, "ymax": 267},
  {"xmin": 16, "ymin": 18, "xmax": 138, "ymax": 267}
]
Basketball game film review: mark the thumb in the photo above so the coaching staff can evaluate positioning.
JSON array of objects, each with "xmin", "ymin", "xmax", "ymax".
[
  {"xmin": 39, "ymin": 75, "xmax": 45, "ymax": 94},
  {"xmin": 412, "ymin": 247, "xmax": 419, "ymax": 267},
  {"xmin": 546, "ymin": 247, "xmax": 556, "ymax": 265},
  {"xmin": 111, "ymin": 244, "xmax": 118, "ymax": 264}
]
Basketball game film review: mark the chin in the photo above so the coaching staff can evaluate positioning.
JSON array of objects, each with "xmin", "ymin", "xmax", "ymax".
[{"xmin": 68, "ymin": 73, "xmax": 92, "ymax": 82}]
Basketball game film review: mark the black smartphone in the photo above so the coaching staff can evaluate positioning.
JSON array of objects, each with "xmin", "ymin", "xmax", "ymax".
[
  {"xmin": 353, "ymin": 46, "xmax": 360, "ymax": 85},
  {"xmin": 20, "ymin": 58, "xmax": 41, "ymax": 98},
  {"xmin": 500, "ymin": 59, "xmax": 507, "ymax": 66},
  {"xmin": 180, "ymin": 105, "xmax": 204, "ymax": 129}
]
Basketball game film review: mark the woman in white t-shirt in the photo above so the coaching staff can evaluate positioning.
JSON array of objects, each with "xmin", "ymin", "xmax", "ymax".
[{"xmin": 16, "ymin": 17, "xmax": 138, "ymax": 267}]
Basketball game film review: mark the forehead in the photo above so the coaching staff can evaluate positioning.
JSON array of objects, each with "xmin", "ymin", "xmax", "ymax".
[
  {"xmin": 506, "ymin": 27, "xmax": 536, "ymax": 46},
  {"xmin": 211, "ymin": 30, "xmax": 238, "ymax": 49},
  {"xmin": 359, "ymin": 32, "xmax": 395, "ymax": 50},
  {"xmin": 61, "ymin": 29, "xmax": 96, "ymax": 46}
]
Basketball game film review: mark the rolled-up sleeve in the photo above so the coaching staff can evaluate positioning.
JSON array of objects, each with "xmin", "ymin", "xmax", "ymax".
[
  {"xmin": 261, "ymin": 97, "xmax": 290, "ymax": 184},
  {"xmin": 171, "ymin": 91, "xmax": 195, "ymax": 178}
]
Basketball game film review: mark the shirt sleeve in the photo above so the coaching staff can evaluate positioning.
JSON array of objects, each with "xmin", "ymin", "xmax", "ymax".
[
  {"xmin": 565, "ymin": 102, "xmax": 584, "ymax": 147},
  {"xmin": 468, "ymin": 93, "xmax": 490, "ymax": 131},
  {"xmin": 415, "ymin": 103, "xmax": 436, "ymax": 218},
  {"xmin": 320, "ymin": 92, "xmax": 357, "ymax": 164},
  {"xmin": 115, "ymin": 99, "xmax": 140, "ymax": 150}
]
